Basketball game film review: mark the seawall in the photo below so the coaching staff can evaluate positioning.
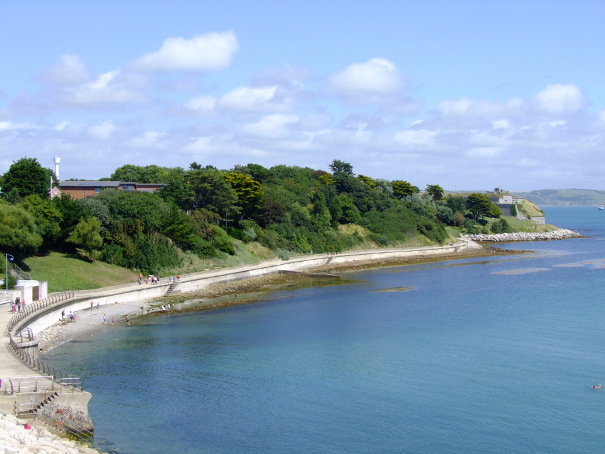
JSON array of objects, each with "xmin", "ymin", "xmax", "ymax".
[{"xmin": 1, "ymin": 240, "xmax": 479, "ymax": 437}]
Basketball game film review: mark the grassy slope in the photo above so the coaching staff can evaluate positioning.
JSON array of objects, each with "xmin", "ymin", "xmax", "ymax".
[{"xmin": 25, "ymin": 252, "xmax": 140, "ymax": 293}]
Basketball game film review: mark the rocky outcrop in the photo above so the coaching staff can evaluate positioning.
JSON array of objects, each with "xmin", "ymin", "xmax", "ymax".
[{"xmin": 464, "ymin": 229, "xmax": 581, "ymax": 242}]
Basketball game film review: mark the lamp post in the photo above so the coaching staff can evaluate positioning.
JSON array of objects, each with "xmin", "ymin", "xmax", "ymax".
[{"xmin": 5, "ymin": 253, "xmax": 13, "ymax": 290}]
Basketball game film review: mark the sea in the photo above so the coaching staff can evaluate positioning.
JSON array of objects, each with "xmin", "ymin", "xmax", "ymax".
[{"xmin": 44, "ymin": 206, "xmax": 605, "ymax": 454}]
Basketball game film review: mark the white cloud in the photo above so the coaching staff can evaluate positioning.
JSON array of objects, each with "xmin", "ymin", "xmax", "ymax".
[
  {"xmin": 533, "ymin": 84, "xmax": 587, "ymax": 114},
  {"xmin": 39, "ymin": 54, "xmax": 91, "ymax": 85},
  {"xmin": 89, "ymin": 120, "xmax": 116, "ymax": 140},
  {"xmin": 328, "ymin": 58, "xmax": 405, "ymax": 103},
  {"xmin": 394, "ymin": 129, "xmax": 438, "ymax": 148},
  {"xmin": 436, "ymin": 98, "xmax": 507, "ymax": 118},
  {"xmin": 66, "ymin": 69, "xmax": 144, "ymax": 105},
  {"xmin": 464, "ymin": 147, "xmax": 504, "ymax": 158},
  {"xmin": 219, "ymin": 86, "xmax": 280, "ymax": 111},
  {"xmin": 240, "ymin": 114, "xmax": 299, "ymax": 138},
  {"xmin": 491, "ymin": 119, "xmax": 511, "ymax": 129},
  {"xmin": 127, "ymin": 131, "xmax": 165, "ymax": 148},
  {"xmin": 185, "ymin": 95, "xmax": 217, "ymax": 114},
  {"xmin": 130, "ymin": 31, "xmax": 239, "ymax": 72},
  {"xmin": 54, "ymin": 121, "xmax": 69, "ymax": 131}
]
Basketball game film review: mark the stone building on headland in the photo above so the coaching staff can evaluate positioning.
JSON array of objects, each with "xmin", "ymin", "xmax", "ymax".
[{"xmin": 489, "ymin": 188, "xmax": 545, "ymax": 224}]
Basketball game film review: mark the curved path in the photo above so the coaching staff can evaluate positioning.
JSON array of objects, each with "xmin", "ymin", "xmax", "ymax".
[{"xmin": 1, "ymin": 241, "xmax": 481, "ymax": 392}]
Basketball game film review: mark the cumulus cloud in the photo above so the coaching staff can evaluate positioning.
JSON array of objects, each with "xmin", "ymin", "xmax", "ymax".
[
  {"xmin": 130, "ymin": 31, "xmax": 239, "ymax": 72},
  {"xmin": 533, "ymin": 83, "xmax": 587, "ymax": 114},
  {"xmin": 328, "ymin": 58, "xmax": 406, "ymax": 103}
]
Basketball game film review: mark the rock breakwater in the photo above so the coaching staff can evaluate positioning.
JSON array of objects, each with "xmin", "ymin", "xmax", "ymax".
[
  {"xmin": 465, "ymin": 229, "xmax": 581, "ymax": 242},
  {"xmin": 0, "ymin": 412, "xmax": 100, "ymax": 454}
]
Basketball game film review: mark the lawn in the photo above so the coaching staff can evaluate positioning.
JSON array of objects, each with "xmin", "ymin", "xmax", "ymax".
[{"xmin": 24, "ymin": 252, "xmax": 139, "ymax": 293}]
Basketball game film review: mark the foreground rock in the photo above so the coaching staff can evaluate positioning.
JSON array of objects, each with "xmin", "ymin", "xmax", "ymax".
[
  {"xmin": 465, "ymin": 229, "xmax": 581, "ymax": 242},
  {"xmin": 0, "ymin": 412, "xmax": 101, "ymax": 454}
]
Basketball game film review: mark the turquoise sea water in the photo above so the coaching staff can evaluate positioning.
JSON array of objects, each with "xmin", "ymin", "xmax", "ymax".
[{"xmin": 45, "ymin": 206, "xmax": 605, "ymax": 454}]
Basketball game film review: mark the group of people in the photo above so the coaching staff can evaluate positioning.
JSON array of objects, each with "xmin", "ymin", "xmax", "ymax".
[
  {"xmin": 138, "ymin": 274, "xmax": 180, "ymax": 285},
  {"xmin": 60, "ymin": 309, "xmax": 76, "ymax": 322},
  {"xmin": 102, "ymin": 313, "xmax": 131, "ymax": 326},
  {"xmin": 9, "ymin": 297, "xmax": 25, "ymax": 313}
]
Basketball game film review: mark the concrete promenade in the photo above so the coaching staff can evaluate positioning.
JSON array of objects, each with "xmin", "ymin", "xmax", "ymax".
[{"xmin": 0, "ymin": 241, "xmax": 479, "ymax": 400}]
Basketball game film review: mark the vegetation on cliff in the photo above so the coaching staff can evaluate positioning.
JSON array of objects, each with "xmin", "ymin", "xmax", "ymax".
[{"xmin": 1, "ymin": 157, "xmax": 548, "ymax": 285}]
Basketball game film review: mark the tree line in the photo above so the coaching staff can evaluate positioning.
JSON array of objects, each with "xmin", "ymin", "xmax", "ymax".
[{"xmin": 0, "ymin": 157, "xmax": 505, "ymax": 278}]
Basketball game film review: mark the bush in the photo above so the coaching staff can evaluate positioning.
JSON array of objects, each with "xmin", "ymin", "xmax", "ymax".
[{"xmin": 490, "ymin": 218, "xmax": 511, "ymax": 234}]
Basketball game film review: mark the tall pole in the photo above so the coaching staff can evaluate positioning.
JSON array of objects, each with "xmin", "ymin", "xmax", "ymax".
[{"xmin": 5, "ymin": 254, "xmax": 13, "ymax": 290}]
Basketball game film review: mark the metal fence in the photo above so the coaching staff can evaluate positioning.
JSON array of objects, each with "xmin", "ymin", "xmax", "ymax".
[
  {"xmin": 6, "ymin": 336, "xmax": 83, "ymax": 393},
  {"xmin": 5, "ymin": 291, "xmax": 74, "ymax": 334}
]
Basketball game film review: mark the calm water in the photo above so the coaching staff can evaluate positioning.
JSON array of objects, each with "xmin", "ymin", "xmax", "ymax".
[{"xmin": 46, "ymin": 206, "xmax": 605, "ymax": 454}]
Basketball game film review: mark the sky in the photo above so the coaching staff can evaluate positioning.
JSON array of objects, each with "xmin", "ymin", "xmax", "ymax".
[{"xmin": 2, "ymin": 0, "xmax": 605, "ymax": 191}]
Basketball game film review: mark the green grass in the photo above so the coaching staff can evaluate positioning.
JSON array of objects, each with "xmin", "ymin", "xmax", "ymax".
[
  {"xmin": 484, "ymin": 216, "xmax": 559, "ymax": 233},
  {"xmin": 24, "ymin": 252, "xmax": 139, "ymax": 293}
]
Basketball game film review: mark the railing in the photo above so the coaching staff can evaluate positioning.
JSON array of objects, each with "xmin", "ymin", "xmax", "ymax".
[
  {"xmin": 6, "ymin": 336, "xmax": 83, "ymax": 392},
  {"xmin": 4, "ymin": 375, "xmax": 55, "ymax": 394},
  {"xmin": 10, "ymin": 261, "xmax": 31, "ymax": 281},
  {"xmin": 5, "ymin": 291, "xmax": 74, "ymax": 334}
]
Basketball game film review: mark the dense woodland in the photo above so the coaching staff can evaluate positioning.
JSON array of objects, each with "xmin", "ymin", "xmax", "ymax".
[{"xmin": 0, "ymin": 157, "xmax": 506, "ymax": 280}]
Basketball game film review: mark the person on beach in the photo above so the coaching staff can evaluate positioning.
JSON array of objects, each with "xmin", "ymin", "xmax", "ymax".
[
  {"xmin": 125, "ymin": 315, "xmax": 130, "ymax": 325},
  {"xmin": 69, "ymin": 311, "xmax": 75, "ymax": 321},
  {"xmin": 111, "ymin": 317, "xmax": 115, "ymax": 325},
  {"xmin": 102, "ymin": 314, "xmax": 107, "ymax": 325},
  {"xmin": 61, "ymin": 309, "xmax": 65, "ymax": 320},
  {"xmin": 90, "ymin": 301, "xmax": 94, "ymax": 309}
]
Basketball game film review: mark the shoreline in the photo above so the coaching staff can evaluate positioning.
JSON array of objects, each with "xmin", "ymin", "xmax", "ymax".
[{"xmin": 38, "ymin": 244, "xmax": 514, "ymax": 354}]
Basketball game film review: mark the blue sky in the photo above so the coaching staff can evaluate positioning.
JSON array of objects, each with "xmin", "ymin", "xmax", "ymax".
[{"xmin": 2, "ymin": 0, "xmax": 605, "ymax": 191}]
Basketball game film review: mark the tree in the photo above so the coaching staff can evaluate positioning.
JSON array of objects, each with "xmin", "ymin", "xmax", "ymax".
[
  {"xmin": 18, "ymin": 195, "xmax": 63, "ymax": 249},
  {"xmin": 52, "ymin": 193, "xmax": 89, "ymax": 249},
  {"xmin": 67, "ymin": 217, "xmax": 103, "ymax": 261},
  {"xmin": 357, "ymin": 175, "xmax": 377, "ymax": 188},
  {"xmin": 0, "ymin": 200, "xmax": 43, "ymax": 255},
  {"xmin": 224, "ymin": 172, "xmax": 264, "ymax": 221},
  {"xmin": 426, "ymin": 184, "xmax": 444, "ymax": 200},
  {"xmin": 109, "ymin": 164, "xmax": 172, "ymax": 183},
  {"xmin": 1, "ymin": 157, "xmax": 54, "ymax": 199},
  {"xmin": 329, "ymin": 159, "xmax": 354, "ymax": 175},
  {"xmin": 185, "ymin": 167, "xmax": 238, "ymax": 214},
  {"xmin": 466, "ymin": 193, "xmax": 500, "ymax": 220},
  {"xmin": 391, "ymin": 180, "xmax": 416, "ymax": 199}
]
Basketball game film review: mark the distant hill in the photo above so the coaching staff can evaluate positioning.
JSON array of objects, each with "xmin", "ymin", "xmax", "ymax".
[{"xmin": 517, "ymin": 189, "xmax": 605, "ymax": 206}]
